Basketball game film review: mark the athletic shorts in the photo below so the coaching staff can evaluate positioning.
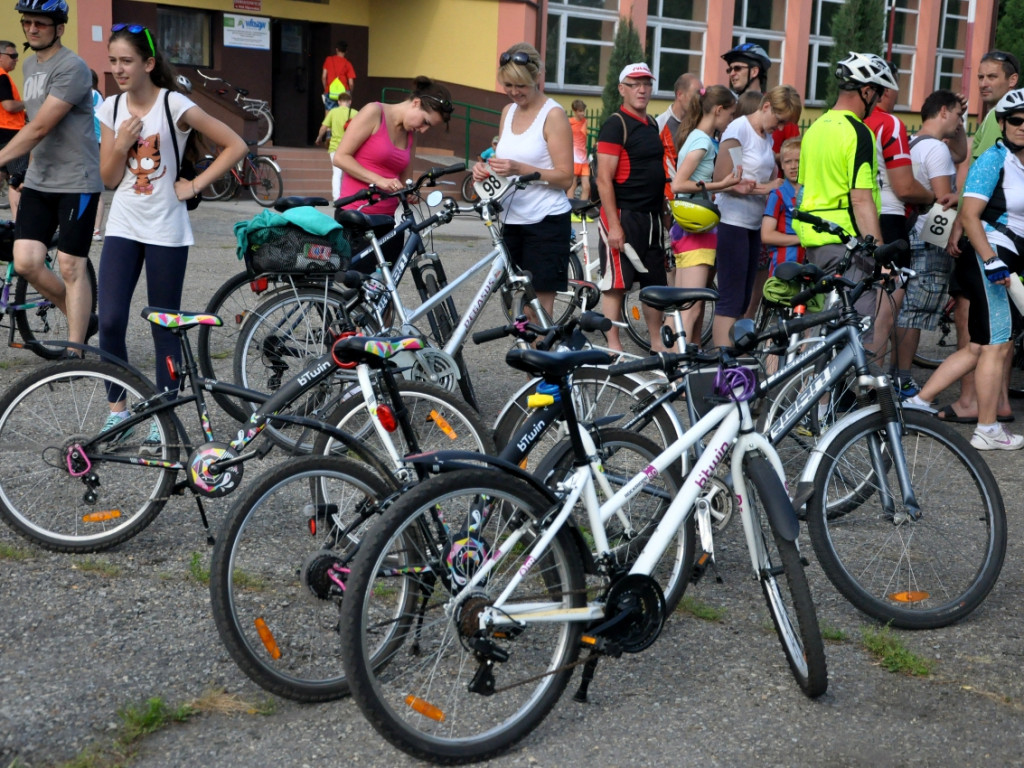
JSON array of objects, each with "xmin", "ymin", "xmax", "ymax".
[
  {"xmin": 15, "ymin": 187, "xmax": 101, "ymax": 258},
  {"xmin": 0, "ymin": 141, "xmax": 28, "ymax": 180},
  {"xmin": 961, "ymin": 244, "xmax": 1021, "ymax": 346},
  {"xmin": 502, "ymin": 211, "xmax": 571, "ymax": 293},
  {"xmin": 598, "ymin": 208, "xmax": 666, "ymax": 291},
  {"xmin": 671, "ymin": 227, "xmax": 716, "ymax": 269},
  {"xmin": 898, "ymin": 241, "xmax": 953, "ymax": 331},
  {"xmin": 880, "ymin": 213, "xmax": 912, "ymax": 267},
  {"xmin": 573, "ymin": 161, "xmax": 590, "ymax": 177}
]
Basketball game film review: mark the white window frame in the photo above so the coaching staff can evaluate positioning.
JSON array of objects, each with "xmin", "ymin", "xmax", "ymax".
[
  {"xmin": 546, "ymin": 3, "xmax": 619, "ymax": 94},
  {"xmin": 934, "ymin": 0, "xmax": 968, "ymax": 94},
  {"xmin": 732, "ymin": 0, "xmax": 786, "ymax": 90}
]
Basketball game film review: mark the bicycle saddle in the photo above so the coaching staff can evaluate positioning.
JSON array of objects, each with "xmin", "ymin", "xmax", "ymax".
[
  {"xmin": 334, "ymin": 209, "xmax": 397, "ymax": 240},
  {"xmin": 331, "ymin": 334, "xmax": 423, "ymax": 367},
  {"xmin": 773, "ymin": 261, "xmax": 825, "ymax": 284},
  {"xmin": 141, "ymin": 306, "xmax": 223, "ymax": 329},
  {"xmin": 273, "ymin": 196, "xmax": 330, "ymax": 213},
  {"xmin": 570, "ymin": 198, "xmax": 599, "ymax": 217},
  {"xmin": 505, "ymin": 347, "xmax": 613, "ymax": 382},
  {"xmin": 638, "ymin": 285, "xmax": 719, "ymax": 311}
]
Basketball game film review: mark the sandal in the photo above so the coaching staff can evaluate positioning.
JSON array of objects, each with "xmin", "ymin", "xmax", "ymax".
[{"xmin": 935, "ymin": 403, "xmax": 977, "ymax": 424}]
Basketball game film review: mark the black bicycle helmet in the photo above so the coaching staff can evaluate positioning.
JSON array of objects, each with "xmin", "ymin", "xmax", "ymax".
[
  {"xmin": 722, "ymin": 42, "xmax": 771, "ymax": 73},
  {"xmin": 14, "ymin": 0, "xmax": 67, "ymax": 24}
]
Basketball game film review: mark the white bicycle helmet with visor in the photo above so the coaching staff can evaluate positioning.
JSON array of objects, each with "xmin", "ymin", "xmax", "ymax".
[
  {"xmin": 995, "ymin": 88, "xmax": 1024, "ymax": 119},
  {"xmin": 835, "ymin": 52, "xmax": 899, "ymax": 92}
]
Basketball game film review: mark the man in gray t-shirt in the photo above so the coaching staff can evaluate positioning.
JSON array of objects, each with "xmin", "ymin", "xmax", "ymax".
[{"xmin": 0, "ymin": 0, "xmax": 101, "ymax": 353}]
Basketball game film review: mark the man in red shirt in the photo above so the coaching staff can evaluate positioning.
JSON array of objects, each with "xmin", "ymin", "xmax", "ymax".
[{"xmin": 322, "ymin": 40, "xmax": 356, "ymax": 111}]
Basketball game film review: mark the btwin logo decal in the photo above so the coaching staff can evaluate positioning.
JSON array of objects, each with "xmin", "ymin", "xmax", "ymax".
[
  {"xmin": 297, "ymin": 360, "xmax": 332, "ymax": 387},
  {"xmin": 516, "ymin": 418, "xmax": 547, "ymax": 453},
  {"xmin": 694, "ymin": 441, "xmax": 729, "ymax": 489}
]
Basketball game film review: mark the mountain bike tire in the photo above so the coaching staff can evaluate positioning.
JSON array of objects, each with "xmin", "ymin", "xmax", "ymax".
[
  {"xmin": 339, "ymin": 470, "xmax": 585, "ymax": 764},
  {"xmin": 805, "ymin": 409, "xmax": 1006, "ymax": 629},
  {"xmin": 0, "ymin": 360, "xmax": 178, "ymax": 552},
  {"xmin": 743, "ymin": 456, "xmax": 828, "ymax": 697},
  {"xmin": 13, "ymin": 252, "xmax": 98, "ymax": 360},
  {"xmin": 246, "ymin": 156, "xmax": 283, "ymax": 207},
  {"xmin": 195, "ymin": 154, "xmax": 235, "ymax": 201}
]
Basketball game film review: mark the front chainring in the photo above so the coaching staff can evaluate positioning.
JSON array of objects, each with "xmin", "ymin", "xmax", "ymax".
[
  {"xmin": 186, "ymin": 441, "xmax": 243, "ymax": 498},
  {"xmin": 601, "ymin": 573, "xmax": 666, "ymax": 653}
]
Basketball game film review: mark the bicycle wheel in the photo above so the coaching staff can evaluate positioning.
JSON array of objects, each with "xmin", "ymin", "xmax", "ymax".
[
  {"xmin": 339, "ymin": 470, "xmax": 585, "ymax": 763},
  {"xmin": 312, "ymin": 378, "xmax": 496, "ymax": 467},
  {"xmin": 246, "ymin": 156, "xmax": 283, "ymax": 207},
  {"xmin": 210, "ymin": 454, "xmax": 389, "ymax": 702},
  {"xmin": 623, "ymin": 278, "xmax": 716, "ymax": 352},
  {"xmin": 493, "ymin": 367, "xmax": 683, "ymax": 470},
  {"xmin": 250, "ymin": 106, "xmax": 274, "ymax": 147},
  {"xmin": 421, "ymin": 267, "xmax": 456, "ymax": 345},
  {"xmin": 233, "ymin": 285, "xmax": 350, "ymax": 451},
  {"xmin": 0, "ymin": 360, "xmax": 178, "ymax": 552},
  {"xmin": 14, "ymin": 251, "xmax": 98, "ymax": 360},
  {"xmin": 0, "ymin": 175, "xmax": 9, "ymax": 209},
  {"xmin": 805, "ymin": 409, "xmax": 1006, "ymax": 629},
  {"xmin": 501, "ymin": 252, "xmax": 585, "ymax": 328},
  {"xmin": 912, "ymin": 301, "xmax": 956, "ymax": 369},
  {"xmin": 744, "ymin": 456, "xmax": 828, "ymax": 697},
  {"xmin": 533, "ymin": 428, "xmax": 694, "ymax": 612},
  {"xmin": 195, "ymin": 154, "xmax": 235, "ymax": 201}
]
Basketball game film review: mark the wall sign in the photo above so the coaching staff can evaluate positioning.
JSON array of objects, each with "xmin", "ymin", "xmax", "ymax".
[{"xmin": 223, "ymin": 13, "xmax": 271, "ymax": 50}]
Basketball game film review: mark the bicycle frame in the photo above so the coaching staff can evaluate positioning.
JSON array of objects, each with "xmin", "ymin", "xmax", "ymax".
[{"xmin": 449, "ymin": 391, "xmax": 786, "ymax": 629}]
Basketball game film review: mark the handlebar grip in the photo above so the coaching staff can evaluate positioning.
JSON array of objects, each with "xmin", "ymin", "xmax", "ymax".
[
  {"xmin": 472, "ymin": 325, "xmax": 512, "ymax": 345},
  {"xmin": 438, "ymin": 162, "xmax": 467, "ymax": 176},
  {"xmin": 339, "ymin": 270, "xmax": 366, "ymax": 289},
  {"xmin": 333, "ymin": 189, "xmax": 372, "ymax": 208},
  {"xmin": 518, "ymin": 172, "xmax": 542, "ymax": 184},
  {"xmin": 778, "ymin": 305, "xmax": 843, "ymax": 338},
  {"xmin": 874, "ymin": 239, "xmax": 909, "ymax": 265},
  {"xmin": 793, "ymin": 209, "xmax": 846, "ymax": 238},
  {"xmin": 608, "ymin": 355, "xmax": 669, "ymax": 376},
  {"xmin": 579, "ymin": 311, "xmax": 612, "ymax": 333}
]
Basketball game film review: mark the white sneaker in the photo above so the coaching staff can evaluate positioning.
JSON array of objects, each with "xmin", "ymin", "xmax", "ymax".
[
  {"xmin": 970, "ymin": 425, "xmax": 1024, "ymax": 451},
  {"xmin": 92, "ymin": 229, "xmax": 102, "ymax": 241}
]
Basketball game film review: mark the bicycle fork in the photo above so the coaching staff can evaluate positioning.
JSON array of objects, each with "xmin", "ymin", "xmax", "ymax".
[{"xmin": 863, "ymin": 376, "xmax": 921, "ymax": 522}]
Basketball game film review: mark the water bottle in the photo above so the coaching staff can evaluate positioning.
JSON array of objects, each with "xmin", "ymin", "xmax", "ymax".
[{"xmin": 1008, "ymin": 273, "xmax": 1024, "ymax": 315}]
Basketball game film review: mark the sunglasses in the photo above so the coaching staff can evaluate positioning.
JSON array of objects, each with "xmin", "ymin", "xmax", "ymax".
[
  {"xmin": 2, "ymin": 51, "xmax": 17, "ymax": 59},
  {"xmin": 420, "ymin": 93, "xmax": 453, "ymax": 115},
  {"xmin": 726, "ymin": 64, "xmax": 750, "ymax": 74},
  {"xmin": 20, "ymin": 19, "xmax": 55, "ymax": 29},
  {"xmin": 1005, "ymin": 115, "xmax": 1024, "ymax": 127},
  {"xmin": 111, "ymin": 23, "xmax": 156, "ymax": 59},
  {"xmin": 982, "ymin": 51, "xmax": 1020, "ymax": 76},
  {"xmin": 500, "ymin": 51, "xmax": 531, "ymax": 66},
  {"xmin": 621, "ymin": 80, "xmax": 653, "ymax": 89}
]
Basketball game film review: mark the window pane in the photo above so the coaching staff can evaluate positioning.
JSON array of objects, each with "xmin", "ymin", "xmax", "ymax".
[
  {"xmin": 545, "ymin": 19, "xmax": 561, "ymax": 83},
  {"xmin": 566, "ymin": 16, "xmax": 604, "ymax": 40},
  {"xmin": 662, "ymin": 0, "xmax": 699, "ymax": 20},
  {"xmin": 567, "ymin": 0, "xmax": 618, "ymax": 9},
  {"xmin": 564, "ymin": 42, "xmax": 602, "ymax": 85},
  {"xmin": 662, "ymin": 27, "xmax": 699, "ymax": 50},
  {"xmin": 660, "ymin": 52, "xmax": 692, "ymax": 82},
  {"xmin": 744, "ymin": 0, "xmax": 777, "ymax": 30},
  {"xmin": 157, "ymin": 8, "xmax": 211, "ymax": 67}
]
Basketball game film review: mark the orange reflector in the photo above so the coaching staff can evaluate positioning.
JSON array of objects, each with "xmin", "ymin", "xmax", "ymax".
[
  {"xmin": 519, "ymin": 458, "xmax": 529, "ymax": 470},
  {"xmin": 889, "ymin": 590, "xmax": 930, "ymax": 603},
  {"xmin": 405, "ymin": 695, "xmax": 445, "ymax": 722},
  {"xmin": 428, "ymin": 410, "xmax": 457, "ymax": 440},
  {"xmin": 376, "ymin": 404, "xmax": 398, "ymax": 433},
  {"xmin": 581, "ymin": 635, "xmax": 597, "ymax": 645},
  {"xmin": 630, "ymin": 306, "xmax": 641, "ymax": 321},
  {"xmin": 696, "ymin": 552, "xmax": 710, "ymax": 566},
  {"xmin": 254, "ymin": 618, "xmax": 282, "ymax": 659},
  {"xmin": 82, "ymin": 509, "xmax": 122, "ymax": 523}
]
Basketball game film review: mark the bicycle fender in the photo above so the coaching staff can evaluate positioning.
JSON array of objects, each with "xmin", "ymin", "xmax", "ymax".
[
  {"xmin": 403, "ymin": 450, "xmax": 559, "ymax": 504},
  {"xmin": 742, "ymin": 452, "xmax": 800, "ymax": 542},
  {"xmin": 791, "ymin": 404, "xmax": 883, "ymax": 513}
]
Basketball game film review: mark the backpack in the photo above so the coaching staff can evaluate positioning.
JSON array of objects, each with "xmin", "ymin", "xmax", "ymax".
[{"xmin": 589, "ymin": 112, "xmax": 627, "ymax": 206}]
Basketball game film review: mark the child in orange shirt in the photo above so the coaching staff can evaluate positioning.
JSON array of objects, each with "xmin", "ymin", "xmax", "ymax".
[{"xmin": 567, "ymin": 99, "xmax": 591, "ymax": 207}]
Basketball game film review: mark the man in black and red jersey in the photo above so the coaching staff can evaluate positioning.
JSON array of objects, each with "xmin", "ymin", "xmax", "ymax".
[{"xmin": 596, "ymin": 61, "xmax": 668, "ymax": 352}]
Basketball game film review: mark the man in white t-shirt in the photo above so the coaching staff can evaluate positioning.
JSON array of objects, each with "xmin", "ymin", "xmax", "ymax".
[{"xmin": 892, "ymin": 90, "xmax": 964, "ymax": 396}]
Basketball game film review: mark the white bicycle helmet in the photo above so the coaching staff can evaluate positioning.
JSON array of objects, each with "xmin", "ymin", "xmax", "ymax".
[
  {"xmin": 995, "ymin": 88, "xmax": 1024, "ymax": 119},
  {"xmin": 176, "ymin": 74, "xmax": 193, "ymax": 94},
  {"xmin": 835, "ymin": 52, "xmax": 899, "ymax": 92}
]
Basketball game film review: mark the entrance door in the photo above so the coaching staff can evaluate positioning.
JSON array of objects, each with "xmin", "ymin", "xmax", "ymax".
[{"xmin": 271, "ymin": 20, "xmax": 324, "ymax": 146}]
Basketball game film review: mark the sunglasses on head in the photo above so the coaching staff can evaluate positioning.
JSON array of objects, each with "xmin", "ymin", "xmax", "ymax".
[
  {"xmin": 1005, "ymin": 115, "xmax": 1024, "ymax": 127},
  {"xmin": 111, "ymin": 23, "xmax": 156, "ymax": 59},
  {"xmin": 420, "ymin": 93, "xmax": 453, "ymax": 115},
  {"xmin": 982, "ymin": 51, "xmax": 1020, "ymax": 76},
  {"xmin": 500, "ymin": 51, "xmax": 531, "ymax": 67}
]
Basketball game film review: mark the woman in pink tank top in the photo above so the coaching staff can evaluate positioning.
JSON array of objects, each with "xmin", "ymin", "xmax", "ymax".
[{"xmin": 334, "ymin": 76, "xmax": 453, "ymax": 217}]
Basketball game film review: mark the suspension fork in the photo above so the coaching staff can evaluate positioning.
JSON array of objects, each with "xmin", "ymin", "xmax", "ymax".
[{"xmin": 859, "ymin": 375, "xmax": 921, "ymax": 521}]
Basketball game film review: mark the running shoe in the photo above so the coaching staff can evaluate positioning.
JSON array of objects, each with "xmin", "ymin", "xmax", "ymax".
[{"xmin": 970, "ymin": 425, "xmax": 1024, "ymax": 451}]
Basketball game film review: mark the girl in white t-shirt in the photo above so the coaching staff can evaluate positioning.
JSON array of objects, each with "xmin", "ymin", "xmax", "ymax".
[
  {"xmin": 669, "ymin": 85, "xmax": 751, "ymax": 345},
  {"xmin": 711, "ymin": 86, "xmax": 801, "ymax": 347},
  {"xmin": 97, "ymin": 25, "xmax": 245, "ymax": 448}
]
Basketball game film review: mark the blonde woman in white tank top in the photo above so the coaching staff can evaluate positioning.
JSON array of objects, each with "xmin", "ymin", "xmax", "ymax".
[{"xmin": 471, "ymin": 43, "xmax": 573, "ymax": 320}]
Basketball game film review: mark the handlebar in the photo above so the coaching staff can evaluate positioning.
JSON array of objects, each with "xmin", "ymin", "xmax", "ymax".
[
  {"xmin": 332, "ymin": 163, "xmax": 467, "ymax": 209},
  {"xmin": 472, "ymin": 310, "xmax": 611, "ymax": 351}
]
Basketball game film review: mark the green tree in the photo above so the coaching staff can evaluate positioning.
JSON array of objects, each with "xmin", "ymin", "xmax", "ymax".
[
  {"xmin": 825, "ymin": 0, "xmax": 886, "ymax": 106},
  {"xmin": 995, "ymin": 0, "xmax": 1024, "ymax": 78},
  {"xmin": 600, "ymin": 17, "xmax": 647, "ymax": 122}
]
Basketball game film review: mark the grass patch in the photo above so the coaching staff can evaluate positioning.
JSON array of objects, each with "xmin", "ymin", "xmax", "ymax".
[
  {"xmin": 73, "ymin": 558, "xmax": 121, "ymax": 578},
  {"xmin": 0, "ymin": 542, "xmax": 33, "ymax": 561},
  {"xmin": 861, "ymin": 626, "xmax": 933, "ymax": 676},
  {"xmin": 190, "ymin": 687, "xmax": 276, "ymax": 716},
  {"xmin": 820, "ymin": 621, "xmax": 847, "ymax": 642},
  {"xmin": 118, "ymin": 697, "xmax": 195, "ymax": 743},
  {"xmin": 187, "ymin": 551, "xmax": 209, "ymax": 586},
  {"xmin": 231, "ymin": 568, "xmax": 266, "ymax": 591},
  {"xmin": 676, "ymin": 595, "xmax": 727, "ymax": 622}
]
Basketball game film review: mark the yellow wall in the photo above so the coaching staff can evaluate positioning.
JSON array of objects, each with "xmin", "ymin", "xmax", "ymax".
[
  {"xmin": 367, "ymin": 0, "xmax": 500, "ymax": 89},
  {"xmin": 0, "ymin": 8, "xmax": 82, "ymax": 89}
]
